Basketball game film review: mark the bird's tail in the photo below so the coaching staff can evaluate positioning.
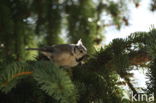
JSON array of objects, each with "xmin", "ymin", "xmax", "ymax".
[
  {"xmin": 25, "ymin": 48, "xmax": 43, "ymax": 51},
  {"xmin": 26, "ymin": 47, "xmax": 54, "ymax": 52}
]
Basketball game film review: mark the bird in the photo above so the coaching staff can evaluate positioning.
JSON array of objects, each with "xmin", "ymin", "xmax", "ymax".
[{"xmin": 26, "ymin": 39, "xmax": 88, "ymax": 68}]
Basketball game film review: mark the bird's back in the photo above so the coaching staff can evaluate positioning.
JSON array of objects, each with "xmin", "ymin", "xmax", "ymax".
[{"xmin": 52, "ymin": 44, "xmax": 75, "ymax": 54}]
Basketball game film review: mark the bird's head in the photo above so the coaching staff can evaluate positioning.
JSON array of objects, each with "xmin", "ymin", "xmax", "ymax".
[{"xmin": 73, "ymin": 39, "xmax": 88, "ymax": 59}]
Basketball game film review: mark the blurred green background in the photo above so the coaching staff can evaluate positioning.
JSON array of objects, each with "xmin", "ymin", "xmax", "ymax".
[
  {"xmin": 0, "ymin": 0, "xmax": 156, "ymax": 103},
  {"xmin": 1, "ymin": 0, "xmax": 155, "ymax": 62}
]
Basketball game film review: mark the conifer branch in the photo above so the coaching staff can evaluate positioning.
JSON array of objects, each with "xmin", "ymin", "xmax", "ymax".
[
  {"xmin": 1, "ymin": 71, "xmax": 33, "ymax": 86},
  {"xmin": 129, "ymin": 51, "xmax": 151, "ymax": 66},
  {"xmin": 32, "ymin": 61, "xmax": 78, "ymax": 103},
  {"xmin": 0, "ymin": 62, "xmax": 31, "ymax": 93},
  {"xmin": 12, "ymin": 71, "xmax": 33, "ymax": 78},
  {"xmin": 122, "ymin": 75, "xmax": 138, "ymax": 94}
]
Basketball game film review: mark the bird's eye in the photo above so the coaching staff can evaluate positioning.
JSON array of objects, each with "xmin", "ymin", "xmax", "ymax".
[{"xmin": 80, "ymin": 50, "xmax": 83, "ymax": 53}]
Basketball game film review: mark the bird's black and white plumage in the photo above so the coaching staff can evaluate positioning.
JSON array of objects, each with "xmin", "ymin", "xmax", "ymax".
[{"xmin": 26, "ymin": 39, "xmax": 87, "ymax": 68}]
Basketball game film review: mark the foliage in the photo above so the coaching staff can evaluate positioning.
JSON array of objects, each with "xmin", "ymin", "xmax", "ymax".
[
  {"xmin": 33, "ymin": 61, "xmax": 78, "ymax": 103},
  {"xmin": 0, "ymin": 62, "xmax": 30, "ymax": 93},
  {"xmin": 0, "ymin": 29, "xmax": 156, "ymax": 103},
  {"xmin": 0, "ymin": 0, "xmax": 137, "ymax": 60},
  {"xmin": 150, "ymin": 0, "xmax": 156, "ymax": 11},
  {"xmin": 0, "ymin": 0, "xmax": 156, "ymax": 103}
]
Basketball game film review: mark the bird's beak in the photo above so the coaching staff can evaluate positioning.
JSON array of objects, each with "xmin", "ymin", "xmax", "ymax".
[
  {"xmin": 81, "ymin": 54, "xmax": 89, "ymax": 60},
  {"xmin": 84, "ymin": 54, "xmax": 89, "ymax": 58}
]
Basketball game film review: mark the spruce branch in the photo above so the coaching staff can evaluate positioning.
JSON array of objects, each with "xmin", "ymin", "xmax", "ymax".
[
  {"xmin": 1, "ymin": 71, "xmax": 32, "ymax": 86},
  {"xmin": 129, "ymin": 50, "xmax": 151, "ymax": 66},
  {"xmin": 0, "ymin": 62, "xmax": 31, "ymax": 93},
  {"xmin": 77, "ymin": 29, "xmax": 156, "ymax": 98},
  {"xmin": 124, "ymin": 77, "xmax": 138, "ymax": 94},
  {"xmin": 32, "ymin": 61, "xmax": 78, "ymax": 103}
]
